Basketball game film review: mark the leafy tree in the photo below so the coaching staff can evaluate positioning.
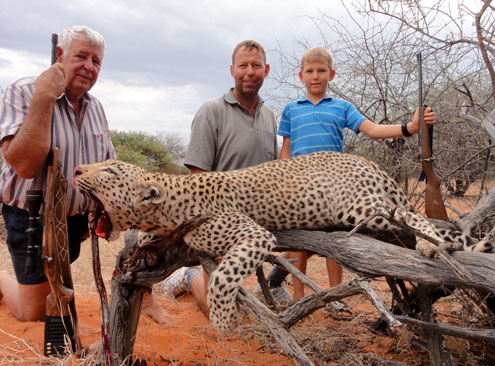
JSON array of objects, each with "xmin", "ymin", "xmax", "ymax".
[{"xmin": 110, "ymin": 130, "xmax": 183, "ymax": 174}]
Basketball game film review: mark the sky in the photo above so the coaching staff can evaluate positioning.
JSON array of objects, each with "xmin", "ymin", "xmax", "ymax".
[{"xmin": 0, "ymin": 0, "xmax": 349, "ymax": 142}]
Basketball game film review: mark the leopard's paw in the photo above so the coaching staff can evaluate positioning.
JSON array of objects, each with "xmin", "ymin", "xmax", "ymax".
[{"xmin": 416, "ymin": 239, "xmax": 438, "ymax": 258}]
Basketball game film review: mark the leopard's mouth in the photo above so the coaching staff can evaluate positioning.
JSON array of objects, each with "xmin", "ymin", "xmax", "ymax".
[
  {"xmin": 73, "ymin": 174, "xmax": 113, "ymax": 241},
  {"xmin": 88, "ymin": 195, "xmax": 113, "ymax": 241}
]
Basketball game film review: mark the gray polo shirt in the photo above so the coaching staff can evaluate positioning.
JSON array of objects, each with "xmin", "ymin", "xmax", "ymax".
[{"xmin": 184, "ymin": 88, "xmax": 278, "ymax": 172}]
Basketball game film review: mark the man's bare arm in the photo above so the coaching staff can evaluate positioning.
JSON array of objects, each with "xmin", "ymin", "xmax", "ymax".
[
  {"xmin": 188, "ymin": 166, "xmax": 207, "ymax": 174},
  {"xmin": 2, "ymin": 64, "xmax": 66, "ymax": 178},
  {"xmin": 280, "ymin": 137, "xmax": 291, "ymax": 159}
]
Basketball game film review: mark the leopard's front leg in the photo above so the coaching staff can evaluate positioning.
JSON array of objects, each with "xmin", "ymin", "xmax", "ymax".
[
  {"xmin": 207, "ymin": 228, "xmax": 275, "ymax": 333},
  {"xmin": 183, "ymin": 213, "xmax": 276, "ymax": 333}
]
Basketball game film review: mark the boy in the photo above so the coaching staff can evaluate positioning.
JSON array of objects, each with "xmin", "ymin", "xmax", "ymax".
[{"xmin": 266, "ymin": 46, "xmax": 435, "ymax": 309}]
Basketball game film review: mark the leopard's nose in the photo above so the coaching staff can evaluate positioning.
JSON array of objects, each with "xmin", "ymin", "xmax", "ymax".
[{"xmin": 72, "ymin": 166, "xmax": 84, "ymax": 188}]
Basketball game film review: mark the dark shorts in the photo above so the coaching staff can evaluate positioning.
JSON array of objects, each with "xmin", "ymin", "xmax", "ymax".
[{"xmin": 2, "ymin": 204, "xmax": 89, "ymax": 285}]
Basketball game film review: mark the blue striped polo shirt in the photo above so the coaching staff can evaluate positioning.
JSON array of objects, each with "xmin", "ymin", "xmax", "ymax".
[
  {"xmin": 278, "ymin": 96, "xmax": 366, "ymax": 156},
  {"xmin": 0, "ymin": 77, "xmax": 116, "ymax": 215}
]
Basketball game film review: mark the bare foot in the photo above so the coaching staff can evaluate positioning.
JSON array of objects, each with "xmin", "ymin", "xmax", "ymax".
[
  {"xmin": 141, "ymin": 292, "xmax": 171, "ymax": 324},
  {"xmin": 0, "ymin": 270, "xmax": 9, "ymax": 303}
]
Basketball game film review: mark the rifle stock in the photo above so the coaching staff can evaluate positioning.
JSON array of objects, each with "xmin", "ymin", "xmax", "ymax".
[
  {"xmin": 43, "ymin": 147, "xmax": 81, "ymax": 355},
  {"xmin": 420, "ymin": 115, "xmax": 449, "ymax": 220},
  {"xmin": 417, "ymin": 52, "xmax": 449, "ymax": 221}
]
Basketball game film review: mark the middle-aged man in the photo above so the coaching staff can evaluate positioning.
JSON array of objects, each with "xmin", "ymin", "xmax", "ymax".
[
  {"xmin": 0, "ymin": 25, "xmax": 165, "ymax": 324},
  {"xmin": 159, "ymin": 40, "xmax": 287, "ymax": 317}
]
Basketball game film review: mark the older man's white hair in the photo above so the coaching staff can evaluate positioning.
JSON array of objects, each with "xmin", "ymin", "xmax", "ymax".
[{"xmin": 58, "ymin": 26, "xmax": 105, "ymax": 57}]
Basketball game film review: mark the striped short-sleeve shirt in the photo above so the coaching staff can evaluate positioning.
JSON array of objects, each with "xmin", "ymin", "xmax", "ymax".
[
  {"xmin": 278, "ymin": 96, "xmax": 366, "ymax": 156},
  {"xmin": 0, "ymin": 77, "xmax": 116, "ymax": 216}
]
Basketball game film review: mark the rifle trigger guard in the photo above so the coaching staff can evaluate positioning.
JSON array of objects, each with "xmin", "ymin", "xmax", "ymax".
[{"xmin": 42, "ymin": 255, "xmax": 54, "ymax": 263}]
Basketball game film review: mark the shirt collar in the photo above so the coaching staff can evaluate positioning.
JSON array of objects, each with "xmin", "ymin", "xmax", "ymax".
[
  {"xmin": 58, "ymin": 91, "xmax": 94, "ymax": 107},
  {"xmin": 296, "ymin": 95, "xmax": 333, "ymax": 104},
  {"xmin": 224, "ymin": 88, "xmax": 264, "ymax": 106}
]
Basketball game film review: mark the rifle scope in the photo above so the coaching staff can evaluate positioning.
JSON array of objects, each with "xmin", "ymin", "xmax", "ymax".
[{"xmin": 24, "ymin": 190, "xmax": 43, "ymax": 274}]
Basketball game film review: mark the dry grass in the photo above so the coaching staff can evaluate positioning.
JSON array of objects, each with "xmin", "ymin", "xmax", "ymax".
[
  {"xmin": 0, "ymin": 233, "xmax": 103, "ymax": 366},
  {"xmin": 242, "ymin": 273, "xmax": 432, "ymax": 366}
]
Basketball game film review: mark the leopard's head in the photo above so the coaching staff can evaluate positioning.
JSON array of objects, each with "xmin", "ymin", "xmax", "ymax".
[{"xmin": 73, "ymin": 160, "xmax": 167, "ymax": 240}]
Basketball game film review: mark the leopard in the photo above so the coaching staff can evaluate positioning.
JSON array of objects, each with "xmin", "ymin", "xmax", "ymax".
[{"xmin": 72, "ymin": 151, "xmax": 493, "ymax": 333}]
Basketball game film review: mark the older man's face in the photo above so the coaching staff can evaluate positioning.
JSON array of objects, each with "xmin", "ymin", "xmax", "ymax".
[{"xmin": 59, "ymin": 36, "xmax": 103, "ymax": 100}]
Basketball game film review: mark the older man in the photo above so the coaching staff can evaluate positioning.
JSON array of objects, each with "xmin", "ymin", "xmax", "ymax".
[{"xmin": 0, "ymin": 26, "xmax": 120, "ymax": 322}]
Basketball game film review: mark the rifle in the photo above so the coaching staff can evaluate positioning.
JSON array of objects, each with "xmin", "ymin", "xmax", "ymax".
[
  {"xmin": 42, "ymin": 33, "xmax": 81, "ymax": 356},
  {"xmin": 24, "ymin": 33, "xmax": 61, "ymax": 275},
  {"xmin": 417, "ymin": 52, "xmax": 449, "ymax": 221}
]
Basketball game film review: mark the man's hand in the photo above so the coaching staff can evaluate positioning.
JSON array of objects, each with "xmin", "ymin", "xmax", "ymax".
[
  {"xmin": 35, "ymin": 63, "xmax": 66, "ymax": 101},
  {"xmin": 408, "ymin": 106, "xmax": 435, "ymax": 134}
]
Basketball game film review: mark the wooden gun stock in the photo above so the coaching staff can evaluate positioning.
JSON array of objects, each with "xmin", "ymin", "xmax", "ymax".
[
  {"xmin": 42, "ymin": 150, "xmax": 81, "ymax": 355},
  {"xmin": 417, "ymin": 52, "xmax": 448, "ymax": 221},
  {"xmin": 420, "ymin": 114, "xmax": 449, "ymax": 221}
]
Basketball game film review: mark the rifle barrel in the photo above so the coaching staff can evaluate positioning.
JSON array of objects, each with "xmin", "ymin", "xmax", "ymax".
[
  {"xmin": 51, "ymin": 34, "xmax": 58, "ymax": 65},
  {"xmin": 417, "ymin": 52, "xmax": 424, "ymax": 160}
]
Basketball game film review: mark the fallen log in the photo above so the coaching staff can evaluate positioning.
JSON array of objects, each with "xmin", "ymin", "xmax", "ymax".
[{"xmin": 272, "ymin": 230, "xmax": 495, "ymax": 294}]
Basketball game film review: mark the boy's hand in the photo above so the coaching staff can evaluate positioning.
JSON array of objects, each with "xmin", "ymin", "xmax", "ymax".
[{"xmin": 409, "ymin": 106, "xmax": 435, "ymax": 134}]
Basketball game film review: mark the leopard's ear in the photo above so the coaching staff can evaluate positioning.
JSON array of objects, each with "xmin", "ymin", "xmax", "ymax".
[{"xmin": 134, "ymin": 180, "xmax": 166, "ymax": 208}]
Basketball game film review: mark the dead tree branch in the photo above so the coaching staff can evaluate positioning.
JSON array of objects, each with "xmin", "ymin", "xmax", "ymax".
[
  {"xmin": 106, "ymin": 226, "xmax": 495, "ymax": 365},
  {"xmin": 458, "ymin": 188, "xmax": 495, "ymax": 233},
  {"xmin": 272, "ymin": 230, "xmax": 495, "ymax": 294}
]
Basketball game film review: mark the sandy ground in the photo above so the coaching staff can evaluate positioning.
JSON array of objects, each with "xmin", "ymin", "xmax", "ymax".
[{"xmin": 0, "ymin": 193, "xmax": 492, "ymax": 365}]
